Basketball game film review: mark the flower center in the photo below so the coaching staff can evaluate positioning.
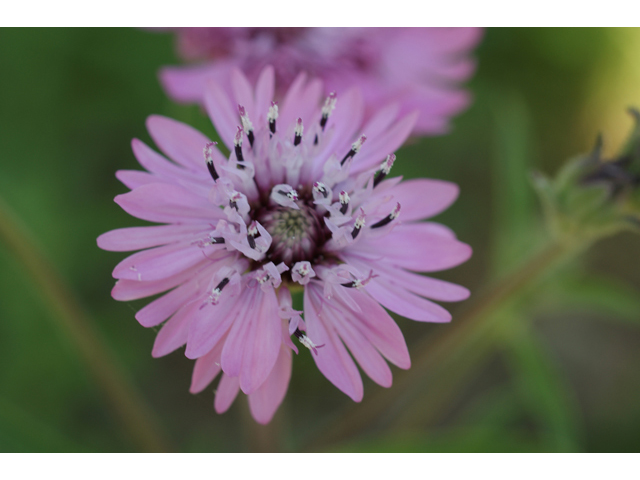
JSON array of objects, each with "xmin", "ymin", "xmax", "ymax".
[{"xmin": 258, "ymin": 205, "xmax": 325, "ymax": 265}]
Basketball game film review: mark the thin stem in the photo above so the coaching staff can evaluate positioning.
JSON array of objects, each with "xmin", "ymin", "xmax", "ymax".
[
  {"xmin": 304, "ymin": 240, "xmax": 573, "ymax": 450},
  {"xmin": 0, "ymin": 197, "xmax": 173, "ymax": 452}
]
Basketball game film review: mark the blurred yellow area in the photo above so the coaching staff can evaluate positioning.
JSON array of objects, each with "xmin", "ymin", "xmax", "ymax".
[{"xmin": 581, "ymin": 28, "xmax": 640, "ymax": 156}]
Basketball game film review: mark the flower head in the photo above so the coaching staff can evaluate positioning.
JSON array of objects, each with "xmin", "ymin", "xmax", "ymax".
[
  {"xmin": 98, "ymin": 66, "xmax": 471, "ymax": 424},
  {"xmin": 159, "ymin": 27, "xmax": 482, "ymax": 135},
  {"xmin": 532, "ymin": 108, "xmax": 640, "ymax": 244}
]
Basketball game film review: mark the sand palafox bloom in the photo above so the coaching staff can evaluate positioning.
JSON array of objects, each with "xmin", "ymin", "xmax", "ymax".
[
  {"xmin": 98, "ymin": 66, "xmax": 472, "ymax": 424},
  {"xmin": 159, "ymin": 27, "xmax": 482, "ymax": 135}
]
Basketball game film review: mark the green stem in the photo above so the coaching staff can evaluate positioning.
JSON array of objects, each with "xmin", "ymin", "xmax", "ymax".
[
  {"xmin": 304, "ymin": 240, "xmax": 574, "ymax": 450},
  {"xmin": 0, "ymin": 197, "xmax": 173, "ymax": 452}
]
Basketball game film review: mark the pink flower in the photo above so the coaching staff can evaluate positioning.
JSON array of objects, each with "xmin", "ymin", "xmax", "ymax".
[
  {"xmin": 98, "ymin": 66, "xmax": 472, "ymax": 424},
  {"xmin": 160, "ymin": 27, "xmax": 482, "ymax": 135}
]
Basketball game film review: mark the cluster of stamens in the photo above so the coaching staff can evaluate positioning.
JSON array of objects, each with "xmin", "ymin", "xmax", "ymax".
[{"xmin": 198, "ymin": 93, "xmax": 402, "ymax": 354}]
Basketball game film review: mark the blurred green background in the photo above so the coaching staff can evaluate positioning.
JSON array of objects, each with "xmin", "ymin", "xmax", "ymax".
[{"xmin": 1, "ymin": 28, "xmax": 639, "ymax": 453}]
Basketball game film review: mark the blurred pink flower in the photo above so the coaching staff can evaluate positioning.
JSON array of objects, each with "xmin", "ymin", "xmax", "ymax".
[
  {"xmin": 160, "ymin": 27, "xmax": 482, "ymax": 135},
  {"xmin": 98, "ymin": 66, "xmax": 471, "ymax": 424}
]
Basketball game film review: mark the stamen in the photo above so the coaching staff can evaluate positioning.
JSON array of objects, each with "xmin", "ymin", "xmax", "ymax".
[
  {"xmin": 313, "ymin": 182, "xmax": 329, "ymax": 198},
  {"xmin": 234, "ymin": 127, "xmax": 245, "ymax": 169},
  {"xmin": 292, "ymin": 261, "xmax": 316, "ymax": 285},
  {"xmin": 351, "ymin": 209, "xmax": 365, "ymax": 239},
  {"xmin": 339, "ymin": 191, "xmax": 350, "ymax": 215},
  {"xmin": 341, "ymin": 135, "xmax": 367, "ymax": 165},
  {"xmin": 268, "ymin": 102, "xmax": 278, "ymax": 136},
  {"xmin": 320, "ymin": 92, "xmax": 337, "ymax": 130},
  {"xmin": 193, "ymin": 235, "xmax": 225, "ymax": 248},
  {"xmin": 254, "ymin": 262, "xmax": 288, "ymax": 289},
  {"xmin": 215, "ymin": 277, "xmax": 230, "ymax": 291},
  {"xmin": 247, "ymin": 220, "xmax": 260, "ymax": 249},
  {"xmin": 315, "ymin": 92, "xmax": 337, "ymax": 145},
  {"xmin": 206, "ymin": 277, "xmax": 230, "ymax": 306},
  {"xmin": 238, "ymin": 105, "xmax": 255, "ymax": 147},
  {"xmin": 294, "ymin": 118, "xmax": 303, "ymax": 146},
  {"xmin": 371, "ymin": 202, "xmax": 401, "ymax": 229},
  {"xmin": 277, "ymin": 189, "xmax": 299, "ymax": 201},
  {"xmin": 373, "ymin": 154, "xmax": 396, "ymax": 187},
  {"xmin": 270, "ymin": 184, "xmax": 300, "ymax": 209},
  {"xmin": 229, "ymin": 191, "xmax": 242, "ymax": 210},
  {"xmin": 293, "ymin": 328, "xmax": 325, "ymax": 356},
  {"xmin": 340, "ymin": 270, "xmax": 378, "ymax": 289},
  {"xmin": 257, "ymin": 270, "xmax": 270, "ymax": 284},
  {"xmin": 297, "ymin": 263, "xmax": 311, "ymax": 276},
  {"xmin": 203, "ymin": 141, "xmax": 219, "ymax": 181}
]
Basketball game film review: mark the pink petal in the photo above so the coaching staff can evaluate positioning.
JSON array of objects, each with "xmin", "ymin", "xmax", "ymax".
[
  {"xmin": 185, "ymin": 292, "xmax": 243, "ymax": 360},
  {"xmin": 159, "ymin": 62, "xmax": 231, "ymax": 104},
  {"xmin": 146, "ymin": 115, "xmax": 211, "ymax": 172},
  {"xmin": 359, "ymin": 102, "xmax": 400, "ymax": 140},
  {"xmin": 376, "ymin": 179, "xmax": 459, "ymax": 221},
  {"xmin": 204, "ymin": 79, "xmax": 240, "ymax": 150},
  {"xmin": 111, "ymin": 253, "xmax": 237, "ymax": 301},
  {"xmin": 248, "ymin": 346, "xmax": 292, "ymax": 424},
  {"xmin": 278, "ymin": 72, "xmax": 309, "ymax": 130},
  {"xmin": 304, "ymin": 285, "xmax": 363, "ymax": 402},
  {"xmin": 417, "ymin": 27, "xmax": 483, "ymax": 56},
  {"xmin": 112, "ymin": 241, "xmax": 224, "ymax": 282},
  {"xmin": 339, "ymin": 287, "xmax": 411, "ymax": 369},
  {"xmin": 151, "ymin": 301, "xmax": 199, "ymax": 358},
  {"xmin": 365, "ymin": 278, "xmax": 452, "ymax": 323},
  {"xmin": 114, "ymin": 183, "xmax": 223, "ymax": 224},
  {"xmin": 279, "ymin": 75, "xmax": 323, "ymax": 138},
  {"xmin": 238, "ymin": 287, "xmax": 281, "ymax": 394},
  {"xmin": 135, "ymin": 268, "xmax": 211, "ymax": 328},
  {"xmin": 132, "ymin": 138, "xmax": 221, "ymax": 184},
  {"xmin": 97, "ymin": 224, "xmax": 210, "ymax": 252},
  {"xmin": 230, "ymin": 68, "xmax": 255, "ymax": 120},
  {"xmin": 430, "ymin": 57, "xmax": 476, "ymax": 83},
  {"xmin": 111, "ymin": 261, "xmax": 210, "ymax": 301},
  {"xmin": 352, "ymin": 110, "xmax": 418, "ymax": 173},
  {"xmin": 400, "ymin": 87, "xmax": 471, "ymax": 135},
  {"xmin": 254, "ymin": 66, "xmax": 275, "ymax": 120},
  {"xmin": 219, "ymin": 287, "xmax": 281, "ymax": 394},
  {"xmin": 117, "ymin": 168, "xmax": 209, "ymax": 200},
  {"xmin": 218, "ymin": 291, "xmax": 254, "ymax": 376},
  {"xmin": 295, "ymin": 79, "xmax": 324, "ymax": 130},
  {"xmin": 326, "ymin": 303, "xmax": 393, "ymax": 388},
  {"xmin": 354, "ymin": 223, "xmax": 472, "ymax": 272},
  {"xmin": 190, "ymin": 335, "xmax": 226, "ymax": 394},
  {"xmin": 214, "ymin": 373, "xmax": 240, "ymax": 414},
  {"xmin": 115, "ymin": 170, "xmax": 157, "ymax": 190},
  {"xmin": 343, "ymin": 253, "xmax": 470, "ymax": 302},
  {"xmin": 312, "ymin": 87, "xmax": 364, "ymax": 175}
]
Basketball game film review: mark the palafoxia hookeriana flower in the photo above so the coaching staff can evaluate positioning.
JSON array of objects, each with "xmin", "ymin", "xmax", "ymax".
[
  {"xmin": 159, "ymin": 27, "xmax": 483, "ymax": 136},
  {"xmin": 98, "ymin": 66, "xmax": 472, "ymax": 424}
]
